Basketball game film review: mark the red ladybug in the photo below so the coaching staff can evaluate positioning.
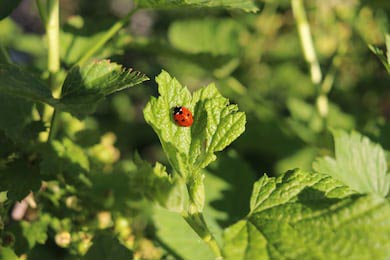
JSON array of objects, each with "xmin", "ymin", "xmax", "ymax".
[{"xmin": 173, "ymin": 106, "xmax": 193, "ymax": 127}]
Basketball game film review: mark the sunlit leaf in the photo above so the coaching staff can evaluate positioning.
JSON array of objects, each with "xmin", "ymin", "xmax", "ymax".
[
  {"xmin": 313, "ymin": 130, "xmax": 390, "ymax": 197},
  {"xmin": 223, "ymin": 169, "xmax": 390, "ymax": 259}
]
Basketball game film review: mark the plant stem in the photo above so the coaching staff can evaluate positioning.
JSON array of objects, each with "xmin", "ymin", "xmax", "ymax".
[
  {"xmin": 291, "ymin": 0, "xmax": 328, "ymax": 118},
  {"xmin": 182, "ymin": 211, "xmax": 223, "ymax": 259},
  {"xmin": 77, "ymin": 8, "xmax": 138, "ymax": 66},
  {"xmin": 44, "ymin": 0, "xmax": 60, "ymax": 142},
  {"xmin": 46, "ymin": 0, "xmax": 60, "ymax": 79}
]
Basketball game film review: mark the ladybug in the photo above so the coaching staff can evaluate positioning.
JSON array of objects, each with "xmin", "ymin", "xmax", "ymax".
[{"xmin": 173, "ymin": 106, "xmax": 193, "ymax": 127}]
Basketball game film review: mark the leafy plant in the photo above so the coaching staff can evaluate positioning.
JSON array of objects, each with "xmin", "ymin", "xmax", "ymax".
[{"xmin": 0, "ymin": 0, "xmax": 389, "ymax": 259}]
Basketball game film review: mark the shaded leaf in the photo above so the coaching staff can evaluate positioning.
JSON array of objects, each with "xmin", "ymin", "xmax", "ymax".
[
  {"xmin": 0, "ymin": 64, "xmax": 56, "ymax": 106},
  {"xmin": 40, "ymin": 138, "xmax": 90, "ymax": 185},
  {"xmin": 223, "ymin": 169, "xmax": 390, "ymax": 260},
  {"xmin": 0, "ymin": 0, "xmax": 22, "ymax": 20},
  {"xmin": 84, "ymin": 233, "xmax": 133, "ymax": 260},
  {"xmin": 0, "ymin": 159, "xmax": 41, "ymax": 201},
  {"xmin": 0, "ymin": 94, "xmax": 33, "ymax": 143},
  {"xmin": 59, "ymin": 60, "xmax": 148, "ymax": 118}
]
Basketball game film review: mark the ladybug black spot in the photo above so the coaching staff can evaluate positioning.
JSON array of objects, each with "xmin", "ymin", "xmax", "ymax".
[
  {"xmin": 181, "ymin": 119, "xmax": 185, "ymax": 122},
  {"xmin": 187, "ymin": 113, "xmax": 190, "ymax": 116}
]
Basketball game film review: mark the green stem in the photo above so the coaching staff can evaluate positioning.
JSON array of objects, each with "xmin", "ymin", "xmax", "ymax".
[
  {"xmin": 44, "ymin": 0, "xmax": 60, "ymax": 142},
  {"xmin": 0, "ymin": 43, "xmax": 11, "ymax": 64},
  {"xmin": 291, "ymin": 0, "xmax": 328, "ymax": 118},
  {"xmin": 47, "ymin": 109, "xmax": 59, "ymax": 142},
  {"xmin": 46, "ymin": 0, "xmax": 60, "ymax": 77},
  {"xmin": 182, "ymin": 211, "xmax": 223, "ymax": 259},
  {"xmin": 77, "ymin": 8, "xmax": 138, "ymax": 66}
]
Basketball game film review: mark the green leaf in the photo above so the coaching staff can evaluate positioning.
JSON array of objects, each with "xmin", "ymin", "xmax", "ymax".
[
  {"xmin": 0, "ymin": 0, "xmax": 22, "ymax": 20},
  {"xmin": 0, "ymin": 64, "xmax": 56, "ymax": 106},
  {"xmin": 21, "ymin": 215, "xmax": 50, "ymax": 248},
  {"xmin": 84, "ymin": 233, "xmax": 133, "ymax": 260},
  {"xmin": 143, "ymin": 70, "xmax": 246, "ymax": 178},
  {"xmin": 223, "ymin": 169, "xmax": 390, "ymax": 260},
  {"xmin": 130, "ymin": 155, "xmax": 188, "ymax": 212},
  {"xmin": 0, "ymin": 247, "xmax": 19, "ymax": 260},
  {"xmin": 152, "ymin": 206, "xmax": 215, "ymax": 260},
  {"xmin": 0, "ymin": 94, "xmax": 33, "ymax": 143},
  {"xmin": 168, "ymin": 18, "xmax": 248, "ymax": 56},
  {"xmin": 205, "ymin": 150, "xmax": 257, "ymax": 227},
  {"xmin": 40, "ymin": 138, "xmax": 90, "ymax": 185},
  {"xmin": 0, "ymin": 159, "xmax": 41, "ymax": 201},
  {"xmin": 313, "ymin": 130, "xmax": 390, "ymax": 197},
  {"xmin": 59, "ymin": 60, "xmax": 148, "ymax": 118},
  {"xmin": 134, "ymin": 0, "xmax": 258, "ymax": 12}
]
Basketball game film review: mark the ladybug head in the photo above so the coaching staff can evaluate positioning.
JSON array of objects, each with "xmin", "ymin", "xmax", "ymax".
[{"xmin": 173, "ymin": 106, "xmax": 182, "ymax": 115}]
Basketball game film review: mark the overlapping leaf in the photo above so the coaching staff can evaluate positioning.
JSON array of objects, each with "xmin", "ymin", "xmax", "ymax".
[
  {"xmin": 0, "ymin": 63, "xmax": 56, "ymax": 106},
  {"xmin": 143, "ymin": 70, "xmax": 246, "ymax": 177},
  {"xmin": 223, "ymin": 169, "xmax": 390, "ymax": 259},
  {"xmin": 59, "ymin": 60, "xmax": 148, "ymax": 118},
  {"xmin": 313, "ymin": 130, "xmax": 390, "ymax": 197}
]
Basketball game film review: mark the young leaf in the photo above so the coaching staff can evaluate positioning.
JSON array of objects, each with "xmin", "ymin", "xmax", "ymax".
[
  {"xmin": 59, "ymin": 60, "xmax": 148, "ymax": 118},
  {"xmin": 130, "ymin": 155, "xmax": 188, "ymax": 212},
  {"xmin": 134, "ymin": 0, "xmax": 258, "ymax": 12},
  {"xmin": 313, "ymin": 130, "xmax": 390, "ymax": 197},
  {"xmin": 143, "ymin": 70, "xmax": 246, "ymax": 178},
  {"xmin": 21, "ymin": 214, "xmax": 50, "ymax": 248},
  {"xmin": 0, "ymin": 64, "xmax": 56, "ymax": 106},
  {"xmin": 223, "ymin": 169, "xmax": 390, "ymax": 260}
]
